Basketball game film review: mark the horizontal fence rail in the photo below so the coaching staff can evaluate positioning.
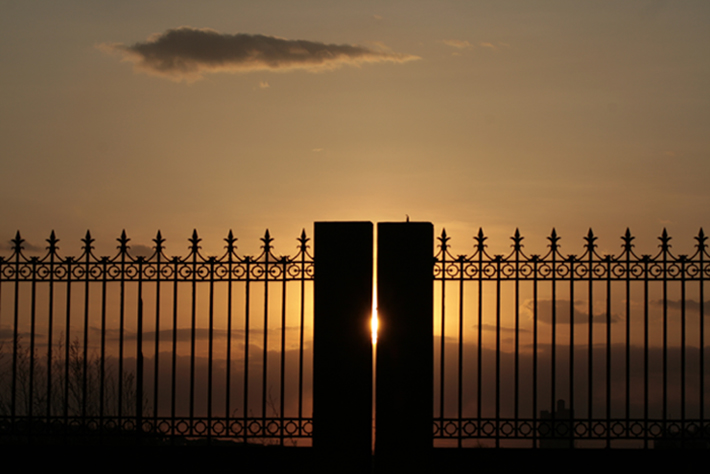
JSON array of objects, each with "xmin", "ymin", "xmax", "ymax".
[
  {"xmin": 433, "ymin": 228, "xmax": 709, "ymax": 448},
  {"xmin": 0, "ymin": 229, "xmax": 314, "ymax": 445}
]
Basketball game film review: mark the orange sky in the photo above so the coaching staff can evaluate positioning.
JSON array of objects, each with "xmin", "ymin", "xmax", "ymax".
[{"xmin": 1, "ymin": 1, "xmax": 709, "ymax": 257}]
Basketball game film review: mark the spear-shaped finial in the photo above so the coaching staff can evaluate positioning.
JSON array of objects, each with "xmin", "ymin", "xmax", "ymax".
[
  {"xmin": 473, "ymin": 228, "xmax": 487, "ymax": 250},
  {"xmin": 153, "ymin": 230, "xmax": 166, "ymax": 252},
  {"xmin": 621, "ymin": 228, "xmax": 635, "ymax": 252},
  {"xmin": 261, "ymin": 229, "xmax": 274, "ymax": 253},
  {"xmin": 695, "ymin": 228, "xmax": 707, "ymax": 252},
  {"xmin": 438, "ymin": 228, "xmax": 450, "ymax": 252},
  {"xmin": 583, "ymin": 228, "xmax": 597, "ymax": 252},
  {"xmin": 82, "ymin": 230, "xmax": 95, "ymax": 253},
  {"xmin": 658, "ymin": 228, "xmax": 671, "ymax": 252},
  {"xmin": 547, "ymin": 228, "xmax": 560, "ymax": 251},
  {"xmin": 46, "ymin": 230, "xmax": 59, "ymax": 254},
  {"xmin": 189, "ymin": 229, "xmax": 201, "ymax": 253},
  {"xmin": 224, "ymin": 229, "xmax": 237, "ymax": 253},
  {"xmin": 117, "ymin": 229, "xmax": 130, "ymax": 254},
  {"xmin": 11, "ymin": 231, "xmax": 24, "ymax": 254},
  {"xmin": 297, "ymin": 229, "xmax": 309, "ymax": 253},
  {"xmin": 511, "ymin": 228, "xmax": 524, "ymax": 252}
]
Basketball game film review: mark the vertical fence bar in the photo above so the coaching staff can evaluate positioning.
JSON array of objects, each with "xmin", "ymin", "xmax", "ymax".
[
  {"xmin": 64, "ymin": 256, "xmax": 72, "ymax": 423},
  {"xmin": 314, "ymin": 221, "xmax": 372, "ymax": 473},
  {"xmin": 243, "ymin": 257, "xmax": 251, "ymax": 443},
  {"xmin": 208, "ymin": 257, "xmax": 215, "ymax": 440},
  {"xmin": 532, "ymin": 256, "xmax": 539, "ymax": 448},
  {"xmin": 605, "ymin": 255, "xmax": 612, "ymax": 448},
  {"xmin": 29, "ymin": 258, "xmax": 37, "ymax": 423},
  {"xmin": 262, "ymin": 232, "xmax": 270, "ymax": 432},
  {"xmin": 170, "ymin": 256, "xmax": 179, "ymax": 440},
  {"xmin": 568, "ymin": 255, "xmax": 575, "ymax": 448},
  {"xmin": 699, "ymin": 232, "xmax": 706, "ymax": 430},
  {"xmin": 643, "ymin": 255, "xmax": 650, "ymax": 449},
  {"xmin": 457, "ymin": 256, "xmax": 464, "ymax": 448},
  {"xmin": 279, "ymin": 257, "xmax": 287, "ymax": 446},
  {"xmin": 47, "ymin": 236, "xmax": 56, "ymax": 421}
]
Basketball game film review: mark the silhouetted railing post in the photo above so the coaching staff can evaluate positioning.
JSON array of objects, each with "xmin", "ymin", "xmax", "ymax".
[
  {"xmin": 313, "ymin": 222, "xmax": 373, "ymax": 472},
  {"xmin": 376, "ymin": 222, "xmax": 433, "ymax": 472}
]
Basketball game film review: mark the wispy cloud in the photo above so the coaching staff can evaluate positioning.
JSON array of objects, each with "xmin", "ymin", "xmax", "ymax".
[
  {"xmin": 98, "ymin": 26, "xmax": 419, "ymax": 82},
  {"xmin": 441, "ymin": 40, "xmax": 508, "ymax": 52},
  {"xmin": 441, "ymin": 39, "xmax": 474, "ymax": 50}
]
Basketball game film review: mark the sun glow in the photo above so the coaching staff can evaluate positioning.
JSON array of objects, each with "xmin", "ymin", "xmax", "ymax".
[
  {"xmin": 371, "ymin": 283, "xmax": 378, "ymax": 345},
  {"xmin": 371, "ymin": 307, "xmax": 378, "ymax": 345}
]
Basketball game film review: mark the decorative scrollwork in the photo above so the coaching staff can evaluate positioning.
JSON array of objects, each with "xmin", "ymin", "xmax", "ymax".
[
  {"xmin": 433, "ymin": 228, "xmax": 710, "ymax": 281},
  {"xmin": 0, "ymin": 230, "xmax": 314, "ymax": 283}
]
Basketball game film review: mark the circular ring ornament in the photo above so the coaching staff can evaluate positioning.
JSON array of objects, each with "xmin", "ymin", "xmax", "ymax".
[
  {"xmin": 500, "ymin": 422, "xmax": 514, "ymax": 437},
  {"xmin": 518, "ymin": 422, "xmax": 532, "ymax": 436},
  {"xmin": 212, "ymin": 421, "xmax": 226, "ymax": 435},
  {"xmin": 481, "ymin": 421, "xmax": 496, "ymax": 436},
  {"xmin": 230, "ymin": 421, "xmax": 244, "ymax": 436},
  {"xmin": 194, "ymin": 420, "xmax": 207, "ymax": 435},
  {"xmin": 285, "ymin": 421, "xmax": 298, "ymax": 435},
  {"xmin": 444, "ymin": 421, "xmax": 458, "ymax": 436},
  {"xmin": 267, "ymin": 420, "xmax": 280, "ymax": 435},
  {"xmin": 176, "ymin": 420, "xmax": 189, "ymax": 435},
  {"xmin": 463, "ymin": 421, "xmax": 477, "ymax": 436},
  {"xmin": 249, "ymin": 421, "xmax": 262, "ymax": 435},
  {"xmin": 629, "ymin": 422, "xmax": 644, "ymax": 437},
  {"xmin": 592, "ymin": 422, "xmax": 606, "ymax": 437},
  {"xmin": 611, "ymin": 422, "xmax": 626, "ymax": 436}
]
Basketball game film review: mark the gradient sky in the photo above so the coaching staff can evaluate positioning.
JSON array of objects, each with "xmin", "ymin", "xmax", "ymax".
[{"xmin": 2, "ymin": 0, "xmax": 709, "ymax": 258}]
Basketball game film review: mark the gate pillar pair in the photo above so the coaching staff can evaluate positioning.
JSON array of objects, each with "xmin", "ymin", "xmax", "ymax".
[{"xmin": 314, "ymin": 222, "xmax": 433, "ymax": 472}]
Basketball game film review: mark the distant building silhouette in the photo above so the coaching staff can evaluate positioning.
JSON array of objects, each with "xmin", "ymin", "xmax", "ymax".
[{"xmin": 539, "ymin": 400, "xmax": 574, "ymax": 449}]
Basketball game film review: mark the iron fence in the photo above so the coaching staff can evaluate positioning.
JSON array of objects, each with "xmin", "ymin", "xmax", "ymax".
[
  {"xmin": 433, "ymin": 228, "xmax": 709, "ymax": 448},
  {"xmin": 0, "ymin": 229, "xmax": 314, "ymax": 444}
]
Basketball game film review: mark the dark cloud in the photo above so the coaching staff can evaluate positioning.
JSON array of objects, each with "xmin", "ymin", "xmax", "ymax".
[
  {"xmin": 655, "ymin": 299, "xmax": 710, "ymax": 313},
  {"xmin": 523, "ymin": 299, "xmax": 621, "ymax": 325},
  {"xmin": 98, "ymin": 27, "xmax": 419, "ymax": 82}
]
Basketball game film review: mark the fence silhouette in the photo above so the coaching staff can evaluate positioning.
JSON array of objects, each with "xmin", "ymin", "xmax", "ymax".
[
  {"xmin": 0, "ymin": 229, "xmax": 313, "ymax": 443},
  {"xmin": 0, "ymin": 223, "xmax": 708, "ymax": 453},
  {"xmin": 433, "ymin": 227, "xmax": 709, "ymax": 449}
]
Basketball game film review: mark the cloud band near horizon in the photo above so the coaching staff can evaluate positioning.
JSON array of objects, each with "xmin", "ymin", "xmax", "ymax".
[{"xmin": 99, "ymin": 26, "xmax": 420, "ymax": 81}]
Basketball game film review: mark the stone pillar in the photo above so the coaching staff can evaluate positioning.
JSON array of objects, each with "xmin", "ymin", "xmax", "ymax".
[
  {"xmin": 375, "ymin": 222, "xmax": 433, "ymax": 472},
  {"xmin": 313, "ymin": 222, "xmax": 373, "ymax": 472}
]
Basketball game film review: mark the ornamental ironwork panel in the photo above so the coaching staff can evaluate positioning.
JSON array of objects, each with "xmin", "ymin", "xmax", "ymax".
[
  {"xmin": 434, "ymin": 227, "xmax": 709, "ymax": 448},
  {"xmin": 0, "ymin": 229, "xmax": 314, "ymax": 445}
]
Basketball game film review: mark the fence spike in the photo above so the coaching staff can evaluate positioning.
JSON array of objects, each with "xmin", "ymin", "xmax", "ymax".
[
  {"xmin": 473, "ymin": 228, "xmax": 487, "ymax": 250},
  {"xmin": 695, "ymin": 228, "xmax": 707, "ymax": 251},
  {"xmin": 153, "ymin": 230, "xmax": 166, "ymax": 251},
  {"xmin": 298, "ymin": 229, "xmax": 310, "ymax": 252},
  {"xmin": 658, "ymin": 228, "xmax": 671, "ymax": 252},
  {"xmin": 189, "ymin": 229, "xmax": 202, "ymax": 252},
  {"xmin": 438, "ymin": 228, "xmax": 450, "ymax": 252},
  {"xmin": 511, "ymin": 228, "xmax": 524, "ymax": 251},
  {"xmin": 82, "ymin": 230, "xmax": 95, "ymax": 252},
  {"xmin": 621, "ymin": 228, "xmax": 635, "ymax": 251},
  {"xmin": 12, "ymin": 231, "xmax": 24, "ymax": 253},
  {"xmin": 46, "ymin": 230, "xmax": 59, "ymax": 253},
  {"xmin": 117, "ymin": 229, "xmax": 130, "ymax": 253},
  {"xmin": 224, "ymin": 229, "xmax": 237, "ymax": 252},
  {"xmin": 583, "ymin": 228, "xmax": 597, "ymax": 251},
  {"xmin": 261, "ymin": 229, "xmax": 274, "ymax": 252},
  {"xmin": 547, "ymin": 228, "xmax": 560, "ymax": 251}
]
